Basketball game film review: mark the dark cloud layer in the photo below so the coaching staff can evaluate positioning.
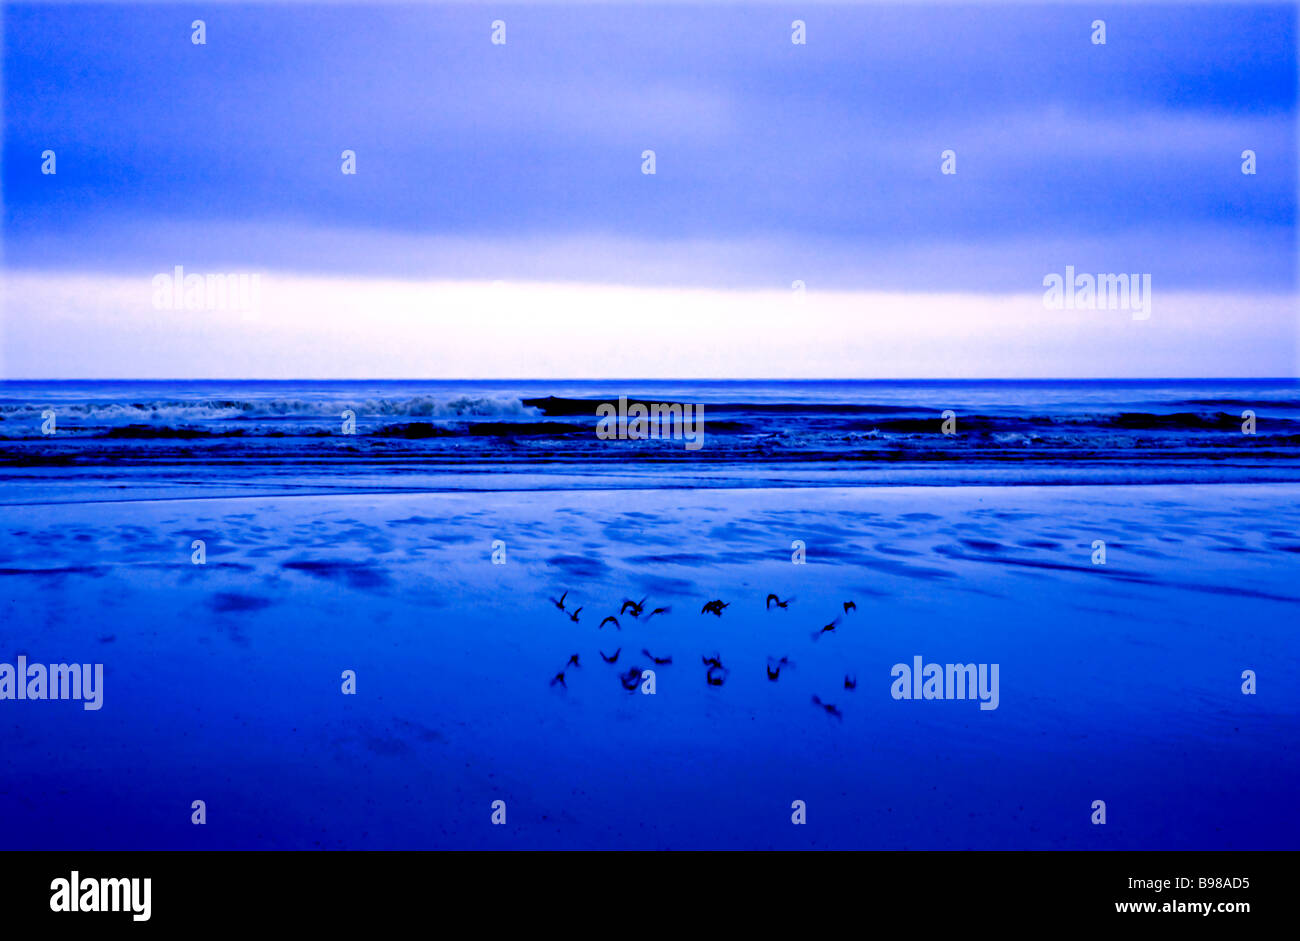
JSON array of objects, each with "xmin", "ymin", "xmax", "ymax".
[{"xmin": 4, "ymin": 3, "xmax": 1296, "ymax": 290}]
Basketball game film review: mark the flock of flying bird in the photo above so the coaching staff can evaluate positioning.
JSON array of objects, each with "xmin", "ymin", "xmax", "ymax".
[{"xmin": 546, "ymin": 590, "xmax": 860, "ymax": 720}]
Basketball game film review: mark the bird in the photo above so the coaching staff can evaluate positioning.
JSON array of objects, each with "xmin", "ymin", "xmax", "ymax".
[
  {"xmin": 843, "ymin": 601, "xmax": 857, "ymax": 614},
  {"xmin": 765, "ymin": 593, "xmax": 791, "ymax": 610},
  {"xmin": 568, "ymin": 607, "xmax": 583, "ymax": 623},
  {"xmin": 550, "ymin": 591, "xmax": 568, "ymax": 611},
  {"xmin": 620, "ymin": 667, "xmax": 642, "ymax": 691},
  {"xmin": 646, "ymin": 606, "xmax": 671, "ymax": 620},
  {"xmin": 565, "ymin": 653, "xmax": 581, "ymax": 669},
  {"xmin": 641, "ymin": 648, "xmax": 672, "ymax": 665},
  {"xmin": 701, "ymin": 653, "xmax": 724, "ymax": 669},
  {"xmin": 599, "ymin": 615, "xmax": 620, "ymax": 630},
  {"xmin": 550, "ymin": 671, "xmax": 567, "ymax": 688},
  {"xmin": 812, "ymin": 695, "xmax": 843, "ymax": 720},
  {"xmin": 600, "ymin": 648, "xmax": 621, "ymax": 664},
  {"xmin": 701, "ymin": 600, "xmax": 729, "ymax": 617},
  {"xmin": 621, "ymin": 597, "xmax": 648, "ymax": 617},
  {"xmin": 844, "ymin": 674, "xmax": 857, "ymax": 690},
  {"xmin": 811, "ymin": 616, "xmax": 841, "ymax": 640},
  {"xmin": 766, "ymin": 655, "xmax": 793, "ymax": 681},
  {"xmin": 706, "ymin": 664, "xmax": 729, "ymax": 686}
]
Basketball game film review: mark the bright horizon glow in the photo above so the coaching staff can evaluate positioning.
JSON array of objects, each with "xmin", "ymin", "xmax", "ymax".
[{"xmin": 2, "ymin": 271, "xmax": 1294, "ymax": 380}]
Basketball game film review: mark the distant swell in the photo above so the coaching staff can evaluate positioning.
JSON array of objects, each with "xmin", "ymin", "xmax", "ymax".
[
  {"xmin": 521, "ymin": 396, "xmax": 916, "ymax": 416},
  {"xmin": 2, "ymin": 384, "xmax": 1299, "ymax": 483}
]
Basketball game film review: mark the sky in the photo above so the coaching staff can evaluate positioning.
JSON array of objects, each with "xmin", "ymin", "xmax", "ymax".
[{"xmin": 2, "ymin": 1, "xmax": 1297, "ymax": 378}]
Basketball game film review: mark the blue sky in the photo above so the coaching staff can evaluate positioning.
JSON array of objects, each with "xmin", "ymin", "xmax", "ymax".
[{"xmin": 2, "ymin": 2, "xmax": 1297, "ymax": 377}]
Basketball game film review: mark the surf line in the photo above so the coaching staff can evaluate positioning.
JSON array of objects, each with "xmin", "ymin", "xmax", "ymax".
[{"xmin": 0, "ymin": 656, "xmax": 104, "ymax": 710}]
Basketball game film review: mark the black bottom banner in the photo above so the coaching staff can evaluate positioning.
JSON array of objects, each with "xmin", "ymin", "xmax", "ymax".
[{"xmin": 0, "ymin": 850, "xmax": 1284, "ymax": 928}]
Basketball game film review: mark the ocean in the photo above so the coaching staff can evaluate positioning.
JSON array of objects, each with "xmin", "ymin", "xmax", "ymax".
[
  {"xmin": 1, "ymin": 379, "xmax": 1297, "ymax": 848},
  {"xmin": 3, "ymin": 378, "xmax": 1300, "ymax": 499}
]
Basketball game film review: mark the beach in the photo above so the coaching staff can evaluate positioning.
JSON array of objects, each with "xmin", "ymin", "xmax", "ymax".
[{"xmin": 2, "ymin": 473, "xmax": 1296, "ymax": 849}]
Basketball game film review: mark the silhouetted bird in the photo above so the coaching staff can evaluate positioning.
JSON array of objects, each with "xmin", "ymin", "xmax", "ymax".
[
  {"xmin": 646, "ymin": 606, "xmax": 671, "ymax": 620},
  {"xmin": 550, "ymin": 671, "xmax": 567, "ymax": 688},
  {"xmin": 600, "ymin": 648, "xmax": 621, "ymax": 664},
  {"xmin": 766, "ymin": 593, "xmax": 791, "ymax": 610},
  {"xmin": 566, "ymin": 653, "xmax": 581, "ymax": 669},
  {"xmin": 621, "ymin": 597, "xmax": 648, "ymax": 617},
  {"xmin": 701, "ymin": 653, "xmax": 724, "ymax": 669},
  {"xmin": 766, "ymin": 655, "xmax": 793, "ymax": 681},
  {"xmin": 812, "ymin": 695, "xmax": 843, "ymax": 720},
  {"xmin": 844, "ymin": 674, "xmax": 857, "ymax": 690},
  {"xmin": 843, "ymin": 601, "xmax": 857, "ymax": 614},
  {"xmin": 620, "ymin": 667, "xmax": 642, "ymax": 691},
  {"xmin": 550, "ymin": 591, "xmax": 568, "ymax": 611},
  {"xmin": 568, "ymin": 607, "xmax": 583, "ymax": 623},
  {"xmin": 701, "ymin": 600, "xmax": 729, "ymax": 617},
  {"xmin": 706, "ymin": 664, "xmax": 729, "ymax": 686},
  {"xmin": 641, "ymin": 648, "xmax": 672, "ymax": 665},
  {"xmin": 599, "ymin": 615, "xmax": 620, "ymax": 630},
  {"xmin": 811, "ymin": 616, "xmax": 841, "ymax": 640}
]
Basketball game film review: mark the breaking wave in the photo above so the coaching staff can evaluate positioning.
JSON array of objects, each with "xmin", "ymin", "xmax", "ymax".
[{"xmin": 0, "ymin": 395, "xmax": 540, "ymax": 426}]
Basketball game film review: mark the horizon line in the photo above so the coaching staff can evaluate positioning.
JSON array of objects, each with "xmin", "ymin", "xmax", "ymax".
[{"xmin": 2, "ymin": 377, "xmax": 1297, "ymax": 384}]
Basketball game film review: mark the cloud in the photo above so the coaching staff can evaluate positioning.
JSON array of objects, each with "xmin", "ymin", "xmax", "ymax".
[
  {"xmin": 4, "ymin": 220, "xmax": 1293, "ymax": 292},
  {"xmin": 4, "ymin": 3, "xmax": 1294, "ymax": 285}
]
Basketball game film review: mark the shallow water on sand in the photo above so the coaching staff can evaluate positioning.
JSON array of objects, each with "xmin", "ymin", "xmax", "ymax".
[{"xmin": 1, "ymin": 484, "xmax": 1295, "ymax": 848}]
